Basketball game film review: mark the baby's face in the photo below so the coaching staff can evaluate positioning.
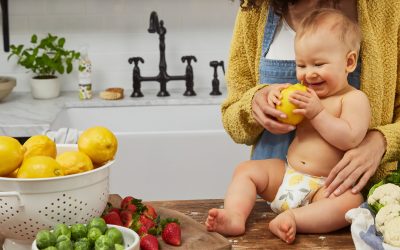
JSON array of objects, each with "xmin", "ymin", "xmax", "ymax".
[{"xmin": 295, "ymin": 29, "xmax": 351, "ymax": 98}]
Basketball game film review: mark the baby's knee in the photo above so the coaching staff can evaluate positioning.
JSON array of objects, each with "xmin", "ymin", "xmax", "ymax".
[{"xmin": 232, "ymin": 160, "xmax": 256, "ymax": 178}]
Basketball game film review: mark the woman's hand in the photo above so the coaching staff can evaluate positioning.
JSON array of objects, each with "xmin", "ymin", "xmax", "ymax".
[
  {"xmin": 324, "ymin": 130, "xmax": 387, "ymax": 197},
  {"xmin": 252, "ymin": 84, "xmax": 296, "ymax": 134}
]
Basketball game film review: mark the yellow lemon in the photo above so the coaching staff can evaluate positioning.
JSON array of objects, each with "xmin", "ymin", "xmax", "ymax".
[
  {"xmin": 6, "ymin": 168, "xmax": 19, "ymax": 178},
  {"xmin": 288, "ymin": 174, "xmax": 304, "ymax": 186},
  {"xmin": 78, "ymin": 126, "xmax": 118, "ymax": 165},
  {"xmin": 23, "ymin": 135, "xmax": 57, "ymax": 159},
  {"xmin": 56, "ymin": 151, "xmax": 94, "ymax": 175},
  {"xmin": 0, "ymin": 136, "xmax": 24, "ymax": 176},
  {"xmin": 276, "ymin": 83, "xmax": 307, "ymax": 125},
  {"xmin": 281, "ymin": 201, "xmax": 289, "ymax": 211},
  {"xmin": 17, "ymin": 156, "xmax": 64, "ymax": 178},
  {"xmin": 308, "ymin": 179, "xmax": 321, "ymax": 191}
]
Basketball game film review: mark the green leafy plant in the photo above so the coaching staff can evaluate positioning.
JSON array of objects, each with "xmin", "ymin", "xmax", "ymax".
[{"xmin": 8, "ymin": 34, "xmax": 80, "ymax": 79}]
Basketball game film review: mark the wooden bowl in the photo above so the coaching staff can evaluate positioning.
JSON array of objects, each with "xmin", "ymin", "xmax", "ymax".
[{"xmin": 0, "ymin": 76, "xmax": 16, "ymax": 101}]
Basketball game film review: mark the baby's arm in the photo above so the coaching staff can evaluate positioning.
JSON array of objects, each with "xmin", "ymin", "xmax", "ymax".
[{"xmin": 291, "ymin": 89, "xmax": 371, "ymax": 151}]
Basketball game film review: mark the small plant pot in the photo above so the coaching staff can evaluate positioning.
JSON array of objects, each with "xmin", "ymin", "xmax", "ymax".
[{"xmin": 30, "ymin": 76, "xmax": 60, "ymax": 99}]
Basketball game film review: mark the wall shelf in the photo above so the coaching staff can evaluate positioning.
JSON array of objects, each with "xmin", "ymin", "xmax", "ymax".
[{"xmin": 1, "ymin": 0, "xmax": 9, "ymax": 52}]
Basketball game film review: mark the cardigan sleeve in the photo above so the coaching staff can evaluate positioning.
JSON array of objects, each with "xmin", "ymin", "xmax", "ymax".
[
  {"xmin": 221, "ymin": 8, "xmax": 268, "ymax": 146},
  {"xmin": 374, "ymin": 24, "xmax": 400, "ymax": 164}
]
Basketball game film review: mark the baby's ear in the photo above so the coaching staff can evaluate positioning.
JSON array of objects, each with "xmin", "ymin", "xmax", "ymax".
[{"xmin": 345, "ymin": 51, "xmax": 358, "ymax": 73}]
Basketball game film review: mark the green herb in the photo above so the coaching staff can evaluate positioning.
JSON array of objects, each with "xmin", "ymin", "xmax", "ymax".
[{"xmin": 8, "ymin": 34, "xmax": 80, "ymax": 78}]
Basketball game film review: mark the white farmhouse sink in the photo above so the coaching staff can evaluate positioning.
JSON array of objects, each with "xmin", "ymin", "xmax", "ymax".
[{"xmin": 51, "ymin": 104, "xmax": 251, "ymax": 200}]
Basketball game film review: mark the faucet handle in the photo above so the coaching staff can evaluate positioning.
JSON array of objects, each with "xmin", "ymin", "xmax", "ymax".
[
  {"xmin": 181, "ymin": 55, "xmax": 197, "ymax": 65},
  {"xmin": 128, "ymin": 57, "xmax": 145, "ymax": 65}
]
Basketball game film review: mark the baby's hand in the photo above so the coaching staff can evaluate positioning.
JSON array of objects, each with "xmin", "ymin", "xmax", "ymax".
[
  {"xmin": 289, "ymin": 88, "xmax": 324, "ymax": 119},
  {"xmin": 267, "ymin": 84, "xmax": 291, "ymax": 107}
]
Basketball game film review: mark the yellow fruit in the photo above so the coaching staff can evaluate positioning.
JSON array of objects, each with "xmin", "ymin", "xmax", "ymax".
[
  {"xmin": 56, "ymin": 151, "xmax": 94, "ymax": 175},
  {"xmin": 17, "ymin": 156, "xmax": 64, "ymax": 178},
  {"xmin": 78, "ymin": 126, "xmax": 118, "ymax": 165},
  {"xmin": 276, "ymin": 83, "xmax": 308, "ymax": 125},
  {"xmin": 0, "ymin": 136, "xmax": 24, "ymax": 176},
  {"xmin": 7, "ymin": 168, "xmax": 19, "ymax": 178},
  {"xmin": 23, "ymin": 135, "xmax": 57, "ymax": 159}
]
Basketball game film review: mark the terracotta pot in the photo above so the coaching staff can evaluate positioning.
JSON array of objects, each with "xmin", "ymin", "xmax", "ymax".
[{"xmin": 30, "ymin": 76, "xmax": 60, "ymax": 99}]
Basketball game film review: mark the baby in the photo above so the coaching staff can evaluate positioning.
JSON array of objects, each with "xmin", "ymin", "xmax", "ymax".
[{"xmin": 206, "ymin": 8, "xmax": 371, "ymax": 243}]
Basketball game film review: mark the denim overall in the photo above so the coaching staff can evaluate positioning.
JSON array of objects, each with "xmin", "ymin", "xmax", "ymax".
[{"xmin": 251, "ymin": 8, "xmax": 361, "ymax": 160}]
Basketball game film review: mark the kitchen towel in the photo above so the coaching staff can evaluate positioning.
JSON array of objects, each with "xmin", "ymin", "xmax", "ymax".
[
  {"xmin": 43, "ymin": 127, "xmax": 79, "ymax": 144},
  {"xmin": 345, "ymin": 202, "xmax": 400, "ymax": 250}
]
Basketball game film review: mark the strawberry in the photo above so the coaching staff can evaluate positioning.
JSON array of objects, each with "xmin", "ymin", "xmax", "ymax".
[
  {"xmin": 131, "ymin": 214, "xmax": 156, "ymax": 236},
  {"xmin": 102, "ymin": 211, "xmax": 123, "ymax": 226},
  {"xmin": 140, "ymin": 234, "xmax": 159, "ymax": 250},
  {"xmin": 144, "ymin": 203, "xmax": 157, "ymax": 220},
  {"xmin": 120, "ymin": 210, "xmax": 134, "ymax": 228},
  {"xmin": 140, "ymin": 215, "xmax": 156, "ymax": 230},
  {"xmin": 161, "ymin": 219, "xmax": 181, "ymax": 246},
  {"xmin": 120, "ymin": 196, "xmax": 146, "ymax": 214}
]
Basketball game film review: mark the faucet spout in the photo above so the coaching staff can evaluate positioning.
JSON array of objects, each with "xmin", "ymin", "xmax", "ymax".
[{"xmin": 148, "ymin": 11, "xmax": 166, "ymax": 35}]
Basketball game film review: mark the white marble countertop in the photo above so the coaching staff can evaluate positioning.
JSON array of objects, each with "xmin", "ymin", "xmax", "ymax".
[{"xmin": 0, "ymin": 88, "xmax": 226, "ymax": 137}]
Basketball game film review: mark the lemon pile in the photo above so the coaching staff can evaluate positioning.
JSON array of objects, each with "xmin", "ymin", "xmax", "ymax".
[{"xmin": 0, "ymin": 126, "xmax": 117, "ymax": 179}]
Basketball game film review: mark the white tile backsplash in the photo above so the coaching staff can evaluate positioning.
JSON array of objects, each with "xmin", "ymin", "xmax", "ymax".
[{"xmin": 0, "ymin": 0, "xmax": 238, "ymax": 93}]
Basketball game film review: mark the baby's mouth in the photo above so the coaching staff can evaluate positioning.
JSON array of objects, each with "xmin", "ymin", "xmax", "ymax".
[{"xmin": 306, "ymin": 81, "xmax": 325, "ymax": 87}]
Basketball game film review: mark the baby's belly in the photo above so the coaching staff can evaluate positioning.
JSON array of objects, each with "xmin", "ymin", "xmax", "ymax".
[{"xmin": 287, "ymin": 137, "xmax": 344, "ymax": 177}]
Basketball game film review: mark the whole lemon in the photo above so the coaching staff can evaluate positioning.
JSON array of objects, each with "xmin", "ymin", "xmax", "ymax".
[
  {"xmin": 0, "ymin": 136, "xmax": 24, "ymax": 176},
  {"xmin": 78, "ymin": 126, "xmax": 118, "ymax": 165},
  {"xmin": 56, "ymin": 151, "xmax": 94, "ymax": 175},
  {"xmin": 23, "ymin": 135, "xmax": 57, "ymax": 159},
  {"xmin": 276, "ymin": 83, "xmax": 308, "ymax": 125},
  {"xmin": 17, "ymin": 156, "xmax": 64, "ymax": 178}
]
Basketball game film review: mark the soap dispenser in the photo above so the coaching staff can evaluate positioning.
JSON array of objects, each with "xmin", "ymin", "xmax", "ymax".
[{"xmin": 78, "ymin": 47, "xmax": 93, "ymax": 100}]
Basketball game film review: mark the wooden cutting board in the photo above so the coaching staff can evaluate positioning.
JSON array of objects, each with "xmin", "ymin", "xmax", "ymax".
[{"xmin": 108, "ymin": 194, "xmax": 231, "ymax": 250}]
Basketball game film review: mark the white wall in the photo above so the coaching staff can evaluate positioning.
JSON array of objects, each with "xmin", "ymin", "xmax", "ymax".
[{"xmin": 0, "ymin": 0, "xmax": 238, "ymax": 93}]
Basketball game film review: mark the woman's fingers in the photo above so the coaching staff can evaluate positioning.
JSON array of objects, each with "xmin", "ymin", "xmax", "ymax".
[
  {"xmin": 324, "ymin": 156, "xmax": 350, "ymax": 197},
  {"xmin": 351, "ymin": 170, "xmax": 372, "ymax": 193}
]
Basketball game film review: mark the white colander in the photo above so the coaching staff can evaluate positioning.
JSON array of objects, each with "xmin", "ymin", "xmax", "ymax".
[{"xmin": 0, "ymin": 144, "xmax": 112, "ymax": 250}]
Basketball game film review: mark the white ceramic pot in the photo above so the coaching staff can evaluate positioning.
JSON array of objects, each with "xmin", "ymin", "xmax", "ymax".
[{"xmin": 30, "ymin": 76, "xmax": 60, "ymax": 99}]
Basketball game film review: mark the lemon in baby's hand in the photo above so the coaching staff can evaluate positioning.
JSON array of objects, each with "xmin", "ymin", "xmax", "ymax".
[
  {"xmin": 0, "ymin": 136, "xmax": 24, "ymax": 176},
  {"xmin": 17, "ymin": 156, "xmax": 64, "ymax": 178},
  {"xmin": 56, "ymin": 151, "xmax": 93, "ymax": 175},
  {"xmin": 78, "ymin": 126, "xmax": 118, "ymax": 165},
  {"xmin": 23, "ymin": 135, "xmax": 57, "ymax": 159},
  {"xmin": 276, "ymin": 83, "xmax": 307, "ymax": 125}
]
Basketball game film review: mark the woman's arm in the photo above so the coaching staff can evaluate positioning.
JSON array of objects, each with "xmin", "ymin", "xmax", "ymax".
[
  {"xmin": 221, "ymin": 8, "xmax": 266, "ymax": 145},
  {"xmin": 222, "ymin": 5, "xmax": 295, "ymax": 145}
]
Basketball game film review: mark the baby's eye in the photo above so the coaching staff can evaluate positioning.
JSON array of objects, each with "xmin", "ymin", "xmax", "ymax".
[
  {"xmin": 315, "ymin": 63, "xmax": 325, "ymax": 67},
  {"xmin": 296, "ymin": 65, "xmax": 305, "ymax": 68}
]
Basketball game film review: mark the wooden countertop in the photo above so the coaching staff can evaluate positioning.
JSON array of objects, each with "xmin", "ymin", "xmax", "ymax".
[{"xmin": 150, "ymin": 199, "xmax": 356, "ymax": 250}]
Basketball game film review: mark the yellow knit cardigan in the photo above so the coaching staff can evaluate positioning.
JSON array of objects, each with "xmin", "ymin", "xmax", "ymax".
[{"xmin": 222, "ymin": 0, "xmax": 400, "ymax": 184}]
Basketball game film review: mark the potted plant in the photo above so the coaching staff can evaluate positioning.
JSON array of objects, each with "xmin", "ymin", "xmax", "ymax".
[{"xmin": 8, "ymin": 34, "xmax": 80, "ymax": 99}]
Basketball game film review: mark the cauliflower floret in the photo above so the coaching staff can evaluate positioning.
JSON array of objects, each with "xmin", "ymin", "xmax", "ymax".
[
  {"xmin": 368, "ymin": 183, "xmax": 400, "ymax": 213},
  {"xmin": 383, "ymin": 216, "xmax": 400, "ymax": 247},
  {"xmin": 375, "ymin": 204, "xmax": 400, "ymax": 234}
]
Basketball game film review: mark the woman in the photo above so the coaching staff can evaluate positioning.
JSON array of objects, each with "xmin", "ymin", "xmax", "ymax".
[{"xmin": 222, "ymin": 0, "xmax": 399, "ymax": 196}]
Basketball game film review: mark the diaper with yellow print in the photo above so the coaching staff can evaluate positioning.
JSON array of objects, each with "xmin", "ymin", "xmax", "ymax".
[{"xmin": 270, "ymin": 162, "xmax": 325, "ymax": 214}]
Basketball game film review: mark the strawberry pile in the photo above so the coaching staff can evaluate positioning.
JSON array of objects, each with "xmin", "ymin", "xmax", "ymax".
[{"xmin": 102, "ymin": 196, "xmax": 181, "ymax": 250}]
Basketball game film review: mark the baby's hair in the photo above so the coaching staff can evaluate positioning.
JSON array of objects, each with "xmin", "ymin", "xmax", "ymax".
[{"xmin": 296, "ymin": 8, "xmax": 361, "ymax": 53}]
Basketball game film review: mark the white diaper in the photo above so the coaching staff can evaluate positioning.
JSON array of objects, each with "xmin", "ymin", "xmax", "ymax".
[{"xmin": 270, "ymin": 162, "xmax": 325, "ymax": 214}]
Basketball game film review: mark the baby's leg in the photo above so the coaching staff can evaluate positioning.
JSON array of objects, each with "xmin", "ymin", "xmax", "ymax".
[
  {"xmin": 272, "ymin": 187, "xmax": 363, "ymax": 239},
  {"xmin": 206, "ymin": 159, "xmax": 285, "ymax": 236}
]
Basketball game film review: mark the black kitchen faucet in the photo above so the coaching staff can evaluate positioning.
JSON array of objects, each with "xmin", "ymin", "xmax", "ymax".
[{"xmin": 128, "ymin": 11, "xmax": 197, "ymax": 97}]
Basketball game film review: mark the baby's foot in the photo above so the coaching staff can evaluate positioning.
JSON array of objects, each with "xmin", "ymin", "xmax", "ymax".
[
  {"xmin": 269, "ymin": 210, "xmax": 297, "ymax": 244},
  {"xmin": 205, "ymin": 208, "xmax": 246, "ymax": 236}
]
